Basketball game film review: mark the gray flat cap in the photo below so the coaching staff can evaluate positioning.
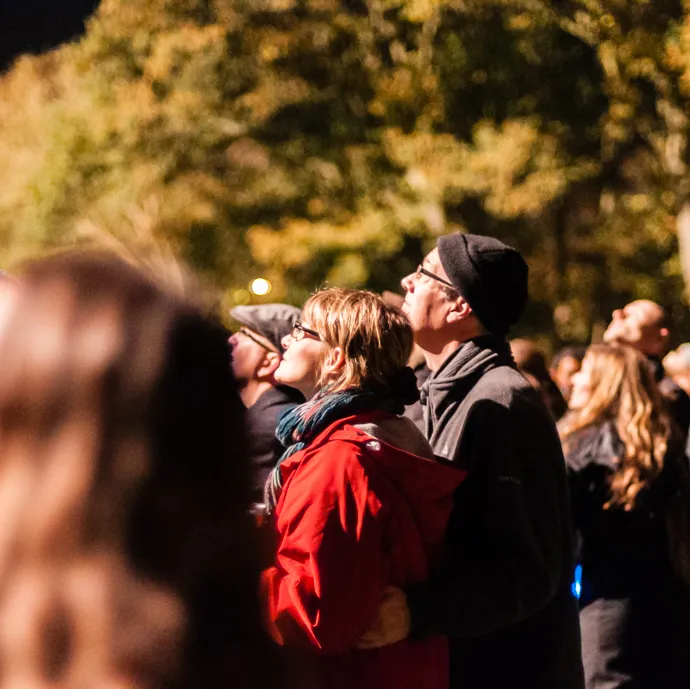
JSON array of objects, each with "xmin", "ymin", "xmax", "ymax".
[{"xmin": 230, "ymin": 303, "xmax": 301, "ymax": 352}]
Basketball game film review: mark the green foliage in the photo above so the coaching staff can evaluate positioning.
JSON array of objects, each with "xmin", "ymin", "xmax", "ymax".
[{"xmin": 2, "ymin": 0, "xmax": 690, "ymax": 342}]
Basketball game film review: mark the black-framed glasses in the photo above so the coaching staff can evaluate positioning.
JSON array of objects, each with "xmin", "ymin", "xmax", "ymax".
[
  {"xmin": 239, "ymin": 327, "xmax": 276, "ymax": 352},
  {"xmin": 414, "ymin": 265, "xmax": 457, "ymax": 291},
  {"xmin": 291, "ymin": 321, "xmax": 321, "ymax": 341}
]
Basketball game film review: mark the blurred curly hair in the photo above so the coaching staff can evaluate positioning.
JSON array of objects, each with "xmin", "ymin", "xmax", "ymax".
[{"xmin": 0, "ymin": 251, "xmax": 277, "ymax": 689}]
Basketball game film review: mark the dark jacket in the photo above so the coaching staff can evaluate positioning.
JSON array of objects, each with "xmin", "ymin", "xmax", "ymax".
[
  {"xmin": 564, "ymin": 422, "xmax": 690, "ymax": 689},
  {"xmin": 262, "ymin": 411, "xmax": 465, "ymax": 689},
  {"xmin": 407, "ymin": 335, "xmax": 584, "ymax": 689},
  {"xmin": 246, "ymin": 385, "xmax": 304, "ymax": 502}
]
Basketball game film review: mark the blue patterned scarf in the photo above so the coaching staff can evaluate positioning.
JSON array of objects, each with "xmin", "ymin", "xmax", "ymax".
[{"xmin": 263, "ymin": 367, "xmax": 419, "ymax": 514}]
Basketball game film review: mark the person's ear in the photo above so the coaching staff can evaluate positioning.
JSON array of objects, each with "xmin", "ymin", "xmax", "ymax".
[
  {"xmin": 257, "ymin": 351, "xmax": 281, "ymax": 380},
  {"xmin": 446, "ymin": 296, "xmax": 472, "ymax": 324},
  {"xmin": 321, "ymin": 346, "xmax": 345, "ymax": 379}
]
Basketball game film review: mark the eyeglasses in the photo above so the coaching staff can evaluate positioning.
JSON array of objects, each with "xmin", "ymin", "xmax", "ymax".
[
  {"xmin": 414, "ymin": 265, "xmax": 457, "ymax": 291},
  {"xmin": 239, "ymin": 327, "xmax": 276, "ymax": 352},
  {"xmin": 290, "ymin": 321, "xmax": 321, "ymax": 341}
]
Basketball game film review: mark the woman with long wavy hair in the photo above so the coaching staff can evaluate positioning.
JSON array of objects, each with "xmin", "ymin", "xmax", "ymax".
[
  {"xmin": 0, "ymin": 251, "xmax": 279, "ymax": 689},
  {"xmin": 559, "ymin": 343, "xmax": 690, "ymax": 689}
]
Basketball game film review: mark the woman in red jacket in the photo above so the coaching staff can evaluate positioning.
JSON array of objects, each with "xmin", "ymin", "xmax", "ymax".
[{"xmin": 261, "ymin": 288, "xmax": 465, "ymax": 689}]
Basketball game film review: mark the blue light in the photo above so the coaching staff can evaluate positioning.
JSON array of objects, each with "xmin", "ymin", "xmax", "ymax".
[{"xmin": 571, "ymin": 564, "xmax": 582, "ymax": 599}]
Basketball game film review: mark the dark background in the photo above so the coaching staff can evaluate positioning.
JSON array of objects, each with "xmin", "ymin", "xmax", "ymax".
[{"xmin": 0, "ymin": 0, "xmax": 98, "ymax": 71}]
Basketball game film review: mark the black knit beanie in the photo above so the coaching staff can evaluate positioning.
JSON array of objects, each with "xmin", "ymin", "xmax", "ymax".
[{"xmin": 437, "ymin": 233, "xmax": 528, "ymax": 336}]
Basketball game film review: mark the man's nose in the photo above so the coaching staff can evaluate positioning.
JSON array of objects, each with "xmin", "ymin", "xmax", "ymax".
[
  {"xmin": 612, "ymin": 308, "xmax": 623, "ymax": 320},
  {"xmin": 281, "ymin": 334, "xmax": 292, "ymax": 351}
]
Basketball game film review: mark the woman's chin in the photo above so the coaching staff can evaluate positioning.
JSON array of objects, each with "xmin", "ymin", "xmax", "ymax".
[
  {"xmin": 274, "ymin": 363, "xmax": 290, "ymax": 385},
  {"xmin": 275, "ymin": 367, "xmax": 317, "ymax": 399},
  {"xmin": 276, "ymin": 373, "xmax": 302, "ymax": 394},
  {"xmin": 275, "ymin": 373, "xmax": 291, "ymax": 387}
]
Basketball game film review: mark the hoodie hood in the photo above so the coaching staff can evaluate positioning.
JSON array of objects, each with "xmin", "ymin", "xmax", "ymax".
[
  {"xmin": 421, "ymin": 335, "xmax": 515, "ymax": 439},
  {"xmin": 423, "ymin": 335, "xmax": 514, "ymax": 396},
  {"xmin": 279, "ymin": 411, "xmax": 465, "ymax": 547},
  {"xmin": 353, "ymin": 414, "xmax": 435, "ymax": 460}
]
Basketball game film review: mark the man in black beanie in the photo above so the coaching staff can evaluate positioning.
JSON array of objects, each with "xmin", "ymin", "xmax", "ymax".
[{"xmin": 361, "ymin": 233, "xmax": 584, "ymax": 689}]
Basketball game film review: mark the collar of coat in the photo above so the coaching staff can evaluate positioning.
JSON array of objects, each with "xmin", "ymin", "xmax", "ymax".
[
  {"xmin": 420, "ymin": 334, "xmax": 515, "ymax": 406},
  {"xmin": 562, "ymin": 420, "xmax": 622, "ymax": 472}
]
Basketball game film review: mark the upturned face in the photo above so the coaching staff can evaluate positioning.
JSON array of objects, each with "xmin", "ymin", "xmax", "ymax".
[
  {"xmin": 400, "ymin": 248, "xmax": 457, "ymax": 352},
  {"xmin": 602, "ymin": 300, "xmax": 666, "ymax": 356},
  {"xmin": 274, "ymin": 321, "xmax": 327, "ymax": 399},
  {"xmin": 227, "ymin": 328, "xmax": 275, "ymax": 386}
]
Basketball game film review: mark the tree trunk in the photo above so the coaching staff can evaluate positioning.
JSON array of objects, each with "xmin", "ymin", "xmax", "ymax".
[{"xmin": 677, "ymin": 204, "xmax": 690, "ymax": 304}]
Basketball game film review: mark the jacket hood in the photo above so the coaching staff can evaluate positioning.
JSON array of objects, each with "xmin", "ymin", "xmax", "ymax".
[
  {"xmin": 420, "ymin": 336, "xmax": 515, "ymax": 426},
  {"xmin": 353, "ymin": 414, "xmax": 434, "ymax": 460},
  {"xmin": 339, "ymin": 413, "xmax": 466, "ymax": 545},
  {"xmin": 280, "ymin": 410, "xmax": 465, "ymax": 539},
  {"xmin": 562, "ymin": 420, "xmax": 621, "ymax": 472}
]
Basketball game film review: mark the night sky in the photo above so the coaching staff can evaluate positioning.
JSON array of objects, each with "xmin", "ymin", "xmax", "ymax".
[{"xmin": 0, "ymin": 0, "xmax": 99, "ymax": 71}]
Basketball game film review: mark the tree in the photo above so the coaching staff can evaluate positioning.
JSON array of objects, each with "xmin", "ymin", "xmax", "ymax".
[{"xmin": 1, "ymin": 0, "xmax": 690, "ymax": 343}]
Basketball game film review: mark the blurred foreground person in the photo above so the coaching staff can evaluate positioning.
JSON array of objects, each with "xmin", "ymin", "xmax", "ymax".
[
  {"xmin": 510, "ymin": 338, "xmax": 568, "ymax": 420},
  {"xmin": 262, "ymin": 288, "xmax": 465, "ymax": 689},
  {"xmin": 603, "ymin": 299, "xmax": 690, "ymax": 442},
  {"xmin": 550, "ymin": 345, "xmax": 586, "ymax": 402},
  {"xmin": 664, "ymin": 342, "xmax": 690, "ymax": 397},
  {"xmin": 0, "ymin": 252, "xmax": 278, "ymax": 689},
  {"xmin": 560, "ymin": 344, "xmax": 690, "ymax": 689},
  {"xmin": 229, "ymin": 304, "xmax": 304, "ymax": 502}
]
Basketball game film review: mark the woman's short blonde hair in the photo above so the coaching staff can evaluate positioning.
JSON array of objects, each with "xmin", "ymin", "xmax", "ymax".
[{"xmin": 302, "ymin": 288, "xmax": 414, "ymax": 392}]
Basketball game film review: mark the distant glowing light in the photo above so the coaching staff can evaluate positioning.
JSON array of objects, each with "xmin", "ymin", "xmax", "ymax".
[
  {"xmin": 250, "ymin": 278, "xmax": 271, "ymax": 296},
  {"xmin": 571, "ymin": 564, "xmax": 583, "ymax": 600}
]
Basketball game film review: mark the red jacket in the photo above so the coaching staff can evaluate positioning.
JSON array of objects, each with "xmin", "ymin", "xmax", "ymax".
[{"xmin": 262, "ymin": 411, "xmax": 465, "ymax": 689}]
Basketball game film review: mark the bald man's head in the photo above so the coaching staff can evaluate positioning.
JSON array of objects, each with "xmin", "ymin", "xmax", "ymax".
[{"xmin": 603, "ymin": 299, "xmax": 670, "ymax": 357}]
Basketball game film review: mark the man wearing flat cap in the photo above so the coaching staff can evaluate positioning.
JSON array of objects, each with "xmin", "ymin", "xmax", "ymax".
[
  {"xmin": 381, "ymin": 234, "xmax": 583, "ymax": 688},
  {"xmin": 229, "ymin": 304, "xmax": 304, "ymax": 503}
]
